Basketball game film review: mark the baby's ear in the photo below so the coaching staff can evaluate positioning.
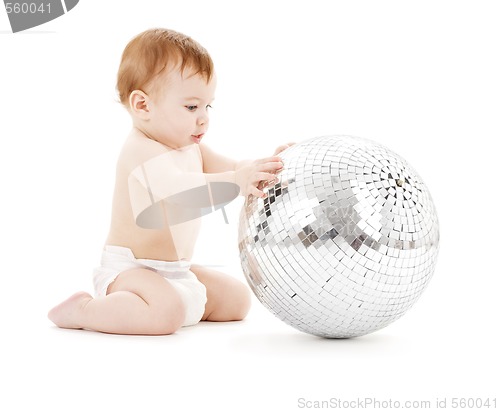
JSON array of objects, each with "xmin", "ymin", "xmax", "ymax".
[{"xmin": 129, "ymin": 90, "xmax": 150, "ymax": 119}]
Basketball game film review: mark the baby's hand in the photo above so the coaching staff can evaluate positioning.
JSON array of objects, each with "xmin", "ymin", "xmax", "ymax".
[
  {"xmin": 273, "ymin": 142, "xmax": 296, "ymax": 156},
  {"xmin": 235, "ymin": 156, "xmax": 283, "ymax": 198}
]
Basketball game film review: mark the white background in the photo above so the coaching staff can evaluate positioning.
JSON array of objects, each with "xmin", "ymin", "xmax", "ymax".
[{"xmin": 1, "ymin": 1, "xmax": 499, "ymax": 411}]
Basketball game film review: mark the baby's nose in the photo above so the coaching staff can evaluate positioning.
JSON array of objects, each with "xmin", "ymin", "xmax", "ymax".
[{"xmin": 197, "ymin": 114, "xmax": 209, "ymax": 126}]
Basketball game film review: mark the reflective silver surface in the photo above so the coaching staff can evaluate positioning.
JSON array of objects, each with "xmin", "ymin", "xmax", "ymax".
[{"xmin": 238, "ymin": 135, "xmax": 439, "ymax": 338}]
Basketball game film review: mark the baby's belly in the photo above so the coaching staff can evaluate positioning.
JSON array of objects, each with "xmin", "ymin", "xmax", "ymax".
[{"xmin": 106, "ymin": 217, "xmax": 201, "ymax": 262}]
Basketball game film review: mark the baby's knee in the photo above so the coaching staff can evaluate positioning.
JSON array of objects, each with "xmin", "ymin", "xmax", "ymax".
[
  {"xmin": 150, "ymin": 318, "xmax": 183, "ymax": 335},
  {"xmin": 144, "ymin": 289, "xmax": 186, "ymax": 334},
  {"xmin": 229, "ymin": 281, "xmax": 252, "ymax": 321},
  {"xmin": 148, "ymin": 302, "xmax": 185, "ymax": 335}
]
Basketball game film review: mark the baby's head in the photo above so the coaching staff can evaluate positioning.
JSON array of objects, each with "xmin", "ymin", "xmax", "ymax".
[
  {"xmin": 117, "ymin": 28, "xmax": 216, "ymax": 148},
  {"xmin": 117, "ymin": 28, "xmax": 214, "ymax": 108}
]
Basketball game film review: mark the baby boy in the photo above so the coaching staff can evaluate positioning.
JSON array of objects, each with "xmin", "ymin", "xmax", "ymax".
[{"xmin": 48, "ymin": 28, "xmax": 292, "ymax": 335}]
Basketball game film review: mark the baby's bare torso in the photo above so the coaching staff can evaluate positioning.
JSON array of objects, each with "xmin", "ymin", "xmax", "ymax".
[{"xmin": 105, "ymin": 130, "xmax": 204, "ymax": 261}]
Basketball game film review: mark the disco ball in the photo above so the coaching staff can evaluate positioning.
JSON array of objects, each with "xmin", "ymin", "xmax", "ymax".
[{"xmin": 238, "ymin": 135, "xmax": 439, "ymax": 338}]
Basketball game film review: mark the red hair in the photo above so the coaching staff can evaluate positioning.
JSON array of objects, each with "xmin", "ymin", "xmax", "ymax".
[{"xmin": 116, "ymin": 28, "xmax": 214, "ymax": 106}]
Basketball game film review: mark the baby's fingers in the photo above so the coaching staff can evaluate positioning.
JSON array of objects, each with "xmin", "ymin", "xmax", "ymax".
[
  {"xmin": 273, "ymin": 142, "xmax": 296, "ymax": 156},
  {"xmin": 255, "ymin": 172, "xmax": 278, "ymax": 183},
  {"xmin": 257, "ymin": 156, "xmax": 282, "ymax": 165},
  {"xmin": 273, "ymin": 145, "xmax": 289, "ymax": 156},
  {"xmin": 250, "ymin": 185, "xmax": 266, "ymax": 199},
  {"xmin": 259, "ymin": 160, "xmax": 284, "ymax": 173}
]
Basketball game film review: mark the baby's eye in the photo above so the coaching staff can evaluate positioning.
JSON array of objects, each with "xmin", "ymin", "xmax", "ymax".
[
  {"xmin": 206, "ymin": 104, "xmax": 213, "ymax": 110},
  {"xmin": 186, "ymin": 105, "xmax": 198, "ymax": 112}
]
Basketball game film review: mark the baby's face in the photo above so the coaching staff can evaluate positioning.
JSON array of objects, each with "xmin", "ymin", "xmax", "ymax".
[{"xmin": 146, "ymin": 68, "xmax": 216, "ymax": 149}]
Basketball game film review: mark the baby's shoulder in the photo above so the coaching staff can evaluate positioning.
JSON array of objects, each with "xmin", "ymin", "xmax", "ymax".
[{"xmin": 118, "ymin": 132, "xmax": 168, "ymax": 170}]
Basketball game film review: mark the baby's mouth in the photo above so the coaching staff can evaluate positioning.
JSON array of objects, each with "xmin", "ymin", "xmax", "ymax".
[{"xmin": 191, "ymin": 133, "xmax": 204, "ymax": 144}]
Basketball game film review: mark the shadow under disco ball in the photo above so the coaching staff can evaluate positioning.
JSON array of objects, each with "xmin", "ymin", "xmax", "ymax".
[{"xmin": 238, "ymin": 135, "xmax": 440, "ymax": 338}]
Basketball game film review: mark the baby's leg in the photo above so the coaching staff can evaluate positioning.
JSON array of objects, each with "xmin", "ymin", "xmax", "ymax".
[
  {"xmin": 48, "ymin": 268, "xmax": 186, "ymax": 335},
  {"xmin": 190, "ymin": 265, "xmax": 251, "ymax": 322}
]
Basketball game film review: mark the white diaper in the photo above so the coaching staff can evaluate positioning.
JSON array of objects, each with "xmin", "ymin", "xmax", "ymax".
[{"xmin": 93, "ymin": 245, "xmax": 207, "ymax": 327}]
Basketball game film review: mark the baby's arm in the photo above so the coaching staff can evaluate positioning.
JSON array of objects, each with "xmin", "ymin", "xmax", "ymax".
[
  {"xmin": 199, "ymin": 143, "xmax": 238, "ymax": 173},
  {"xmin": 199, "ymin": 143, "xmax": 283, "ymax": 198},
  {"xmin": 129, "ymin": 151, "xmax": 241, "ymax": 228}
]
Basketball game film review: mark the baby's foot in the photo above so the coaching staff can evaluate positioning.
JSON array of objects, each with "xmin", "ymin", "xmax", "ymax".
[{"xmin": 48, "ymin": 291, "xmax": 92, "ymax": 329}]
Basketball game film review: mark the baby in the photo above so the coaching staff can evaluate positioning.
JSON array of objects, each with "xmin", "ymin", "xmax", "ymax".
[{"xmin": 48, "ymin": 28, "xmax": 292, "ymax": 335}]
